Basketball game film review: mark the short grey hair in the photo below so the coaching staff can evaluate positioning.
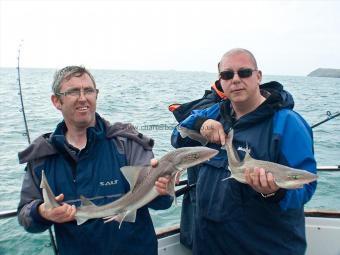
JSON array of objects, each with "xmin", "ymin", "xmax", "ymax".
[
  {"xmin": 52, "ymin": 66, "xmax": 96, "ymax": 95},
  {"xmin": 218, "ymin": 48, "xmax": 258, "ymax": 72}
]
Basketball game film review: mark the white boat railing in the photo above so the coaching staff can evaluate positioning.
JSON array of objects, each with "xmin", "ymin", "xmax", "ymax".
[{"xmin": 0, "ymin": 165, "xmax": 339, "ymax": 220}]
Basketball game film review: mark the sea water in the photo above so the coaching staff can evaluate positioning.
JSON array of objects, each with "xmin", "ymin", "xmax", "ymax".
[{"xmin": 0, "ymin": 68, "xmax": 339, "ymax": 254}]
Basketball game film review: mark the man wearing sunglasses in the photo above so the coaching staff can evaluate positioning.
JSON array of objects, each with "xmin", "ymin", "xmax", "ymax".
[
  {"xmin": 17, "ymin": 66, "xmax": 173, "ymax": 255},
  {"xmin": 171, "ymin": 48, "xmax": 317, "ymax": 255}
]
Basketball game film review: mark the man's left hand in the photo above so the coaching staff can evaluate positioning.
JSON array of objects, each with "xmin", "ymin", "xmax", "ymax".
[
  {"xmin": 244, "ymin": 167, "xmax": 279, "ymax": 195},
  {"xmin": 150, "ymin": 159, "xmax": 175, "ymax": 196}
]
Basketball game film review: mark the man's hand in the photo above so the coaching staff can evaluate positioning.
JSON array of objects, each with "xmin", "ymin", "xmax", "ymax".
[
  {"xmin": 200, "ymin": 119, "xmax": 226, "ymax": 145},
  {"xmin": 244, "ymin": 167, "xmax": 279, "ymax": 195},
  {"xmin": 151, "ymin": 158, "xmax": 178, "ymax": 195},
  {"xmin": 38, "ymin": 194, "xmax": 76, "ymax": 223}
]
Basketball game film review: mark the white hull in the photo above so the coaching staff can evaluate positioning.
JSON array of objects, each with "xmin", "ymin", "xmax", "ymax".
[
  {"xmin": 157, "ymin": 214, "xmax": 340, "ymax": 255},
  {"xmin": 306, "ymin": 216, "xmax": 340, "ymax": 255}
]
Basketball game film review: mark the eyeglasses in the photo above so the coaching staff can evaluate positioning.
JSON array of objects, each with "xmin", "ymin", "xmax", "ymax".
[
  {"xmin": 220, "ymin": 68, "xmax": 257, "ymax": 80},
  {"xmin": 56, "ymin": 88, "xmax": 99, "ymax": 97}
]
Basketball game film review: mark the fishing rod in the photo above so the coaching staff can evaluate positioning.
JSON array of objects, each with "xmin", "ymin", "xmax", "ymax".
[
  {"xmin": 175, "ymin": 110, "xmax": 340, "ymax": 197},
  {"xmin": 16, "ymin": 43, "xmax": 59, "ymax": 255},
  {"xmin": 311, "ymin": 111, "xmax": 340, "ymax": 129},
  {"xmin": 17, "ymin": 42, "xmax": 30, "ymax": 143}
]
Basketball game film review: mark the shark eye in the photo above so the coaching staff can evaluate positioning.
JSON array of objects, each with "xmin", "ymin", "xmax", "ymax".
[
  {"xmin": 186, "ymin": 153, "xmax": 199, "ymax": 160},
  {"xmin": 288, "ymin": 175, "xmax": 299, "ymax": 180}
]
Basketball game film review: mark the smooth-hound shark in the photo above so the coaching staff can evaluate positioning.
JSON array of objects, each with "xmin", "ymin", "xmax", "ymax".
[
  {"xmin": 178, "ymin": 126, "xmax": 318, "ymax": 189},
  {"xmin": 40, "ymin": 146, "xmax": 218, "ymax": 226}
]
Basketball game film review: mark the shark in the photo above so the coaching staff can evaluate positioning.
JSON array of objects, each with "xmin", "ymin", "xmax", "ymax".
[
  {"xmin": 71, "ymin": 146, "xmax": 218, "ymax": 226},
  {"xmin": 178, "ymin": 126, "xmax": 318, "ymax": 189},
  {"xmin": 39, "ymin": 147, "xmax": 218, "ymax": 226}
]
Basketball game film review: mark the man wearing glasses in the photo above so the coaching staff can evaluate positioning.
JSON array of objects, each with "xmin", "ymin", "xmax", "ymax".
[
  {"xmin": 17, "ymin": 66, "xmax": 172, "ymax": 255},
  {"xmin": 171, "ymin": 48, "xmax": 317, "ymax": 255}
]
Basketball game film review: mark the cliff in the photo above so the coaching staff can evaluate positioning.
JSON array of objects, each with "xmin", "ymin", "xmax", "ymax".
[{"xmin": 308, "ymin": 68, "xmax": 340, "ymax": 78}]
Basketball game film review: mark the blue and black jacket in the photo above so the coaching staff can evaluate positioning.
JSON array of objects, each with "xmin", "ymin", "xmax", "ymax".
[
  {"xmin": 169, "ymin": 80, "xmax": 226, "ymax": 249},
  {"xmin": 18, "ymin": 114, "xmax": 172, "ymax": 255},
  {"xmin": 171, "ymin": 82, "xmax": 317, "ymax": 255}
]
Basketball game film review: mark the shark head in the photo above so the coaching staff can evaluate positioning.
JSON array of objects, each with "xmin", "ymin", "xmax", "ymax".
[
  {"xmin": 170, "ymin": 146, "xmax": 219, "ymax": 171},
  {"xmin": 276, "ymin": 170, "xmax": 318, "ymax": 189}
]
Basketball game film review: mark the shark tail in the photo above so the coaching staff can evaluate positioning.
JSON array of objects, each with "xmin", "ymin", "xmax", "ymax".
[
  {"xmin": 177, "ymin": 126, "xmax": 208, "ymax": 146},
  {"xmin": 221, "ymin": 176, "xmax": 233, "ymax": 182},
  {"xmin": 226, "ymin": 129, "xmax": 234, "ymax": 145}
]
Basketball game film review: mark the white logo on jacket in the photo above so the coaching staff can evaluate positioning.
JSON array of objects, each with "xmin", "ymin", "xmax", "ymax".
[{"xmin": 100, "ymin": 180, "xmax": 118, "ymax": 186}]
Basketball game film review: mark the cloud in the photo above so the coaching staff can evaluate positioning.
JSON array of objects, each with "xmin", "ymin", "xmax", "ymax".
[{"xmin": 1, "ymin": 0, "xmax": 340, "ymax": 75}]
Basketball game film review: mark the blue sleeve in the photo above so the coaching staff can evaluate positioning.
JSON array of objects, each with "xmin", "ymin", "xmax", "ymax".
[
  {"xmin": 273, "ymin": 110, "xmax": 317, "ymax": 210},
  {"xmin": 171, "ymin": 103, "xmax": 221, "ymax": 148}
]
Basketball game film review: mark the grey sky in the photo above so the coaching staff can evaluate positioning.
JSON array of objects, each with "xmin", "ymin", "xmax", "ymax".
[{"xmin": 1, "ymin": 0, "xmax": 340, "ymax": 75}]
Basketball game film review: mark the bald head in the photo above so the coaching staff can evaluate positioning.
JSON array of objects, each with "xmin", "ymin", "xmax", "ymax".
[{"xmin": 218, "ymin": 48, "xmax": 258, "ymax": 72}]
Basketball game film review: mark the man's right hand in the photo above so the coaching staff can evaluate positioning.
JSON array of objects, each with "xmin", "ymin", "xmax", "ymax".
[
  {"xmin": 200, "ymin": 119, "xmax": 226, "ymax": 145},
  {"xmin": 38, "ymin": 194, "xmax": 76, "ymax": 223}
]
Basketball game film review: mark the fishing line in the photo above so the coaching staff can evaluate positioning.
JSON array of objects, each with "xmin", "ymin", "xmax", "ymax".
[{"xmin": 16, "ymin": 42, "xmax": 58, "ymax": 255}]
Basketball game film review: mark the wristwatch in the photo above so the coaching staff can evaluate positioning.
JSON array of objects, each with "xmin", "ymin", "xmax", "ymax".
[{"xmin": 261, "ymin": 192, "xmax": 276, "ymax": 198}]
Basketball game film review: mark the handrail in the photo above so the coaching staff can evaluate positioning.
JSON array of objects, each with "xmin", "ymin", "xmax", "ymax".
[
  {"xmin": 318, "ymin": 165, "xmax": 340, "ymax": 171},
  {"xmin": 304, "ymin": 209, "xmax": 340, "ymax": 218},
  {"xmin": 0, "ymin": 210, "xmax": 17, "ymax": 219},
  {"xmin": 3, "ymin": 209, "xmax": 340, "ymax": 221},
  {"xmin": 1, "ymin": 165, "xmax": 339, "ymax": 220}
]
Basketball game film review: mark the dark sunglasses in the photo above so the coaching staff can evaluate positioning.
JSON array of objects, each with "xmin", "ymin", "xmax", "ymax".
[{"xmin": 220, "ymin": 68, "xmax": 257, "ymax": 80}]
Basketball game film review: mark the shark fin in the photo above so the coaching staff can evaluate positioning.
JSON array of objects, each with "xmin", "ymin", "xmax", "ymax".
[
  {"xmin": 120, "ymin": 166, "xmax": 145, "ymax": 190},
  {"xmin": 221, "ymin": 176, "xmax": 233, "ymax": 182},
  {"xmin": 243, "ymin": 142, "xmax": 252, "ymax": 160},
  {"xmin": 168, "ymin": 172, "xmax": 178, "ymax": 197},
  {"xmin": 226, "ymin": 129, "xmax": 233, "ymax": 145},
  {"xmin": 75, "ymin": 215, "xmax": 89, "ymax": 225},
  {"xmin": 121, "ymin": 210, "xmax": 136, "ymax": 223},
  {"xmin": 222, "ymin": 169, "xmax": 233, "ymax": 181},
  {"xmin": 79, "ymin": 195, "xmax": 96, "ymax": 207},
  {"xmin": 103, "ymin": 210, "xmax": 137, "ymax": 229},
  {"xmin": 177, "ymin": 126, "xmax": 188, "ymax": 138},
  {"xmin": 103, "ymin": 215, "xmax": 118, "ymax": 223},
  {"xmin": 167, "ymin": 172, "xmax": 182, "ymax": 206}
]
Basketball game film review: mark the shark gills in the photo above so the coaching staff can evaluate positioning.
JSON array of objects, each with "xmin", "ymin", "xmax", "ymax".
[
  {"xmin": 178, "ymin": 127, "xmax": 318, "ymax": 189},
  {"xmin": 74, "ymin": 146, "xmax": 218, "ymax": 227}
]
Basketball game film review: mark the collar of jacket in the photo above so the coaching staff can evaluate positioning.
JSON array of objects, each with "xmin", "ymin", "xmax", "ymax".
[
  {"xmin": 219, "ymin": 81, "xmax": 295, "ymax": 131},
  {"xmin": 18, "ymin": 113, "xmax": 154, "ymax": 164},
  {"xmin": 211, "ymin": 80, "xmax": 227, "ymax": 100},
  {"xmin": 50, "ymin": 113, "xmax": 106, "ymax": 156}
]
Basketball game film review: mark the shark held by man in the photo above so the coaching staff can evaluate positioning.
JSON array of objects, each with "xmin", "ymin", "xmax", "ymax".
[
  {"xmin": 39, "ymin": 146, "xmax": 218, "ymax": 226},
  {"xmin": 178, "ymin": 127, "xmax": 318, "ymax": 189}
]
